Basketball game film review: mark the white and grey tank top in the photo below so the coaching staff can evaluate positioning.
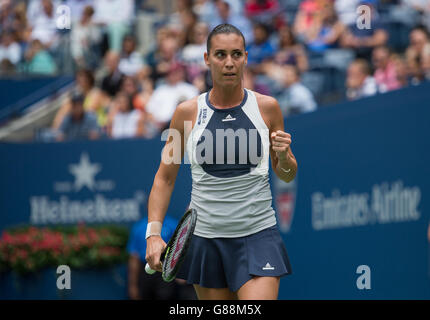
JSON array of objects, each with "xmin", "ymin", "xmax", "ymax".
[{"xmin": 185, "ymin": 88, "xmax": 277, "ymax": 238}]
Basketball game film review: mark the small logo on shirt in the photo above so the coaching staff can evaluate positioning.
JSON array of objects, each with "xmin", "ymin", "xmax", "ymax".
[
  {"xmin": 197, "ymin": 109, "xmax": 202, "ymax": 125},
  {"xmin": 202, "ymin": 108, "xmax": 207, "ymax": 124},
  {"xmin": 222, "ymin": 114, "xmax": 236, "ymax": 122},
  {"xmin": 262, "ymin": 262, "xmax": 275, "ymax": 270},
  {"xmin": 198, "ymin": 108, "xmax": 208, "ymax": 125}
]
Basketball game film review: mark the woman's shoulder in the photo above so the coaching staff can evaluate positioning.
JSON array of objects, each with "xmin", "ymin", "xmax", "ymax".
[
  {"xmin": 177, "ymin": 93, "xmax": 199, "ymax": 107},
  {"xmin": 172, "ymin": 95, "xmax": 199, "ymax": 124},
  {"xmin": 252, "ymin": 90, "xmax": 282, "ymax": 124},
  {"xmin": 253, "ymin": 90, "xmax": 279, "ymax": 109}
]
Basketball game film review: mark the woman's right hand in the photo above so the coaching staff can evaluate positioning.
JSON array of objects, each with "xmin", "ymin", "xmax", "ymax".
[{"xmin": 145, "ymin": 235, "xmax": 167, "ymax": 272}]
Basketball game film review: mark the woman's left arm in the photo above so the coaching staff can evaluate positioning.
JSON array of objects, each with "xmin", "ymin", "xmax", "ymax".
[{"xmin": 258, "ymin": 94, "xmax": 298, "ymax": 183}]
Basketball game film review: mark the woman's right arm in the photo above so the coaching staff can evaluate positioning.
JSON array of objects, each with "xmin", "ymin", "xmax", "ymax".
[{"xmin": 145, "ymin": 98, "xmax": 196, "ymax": 272}]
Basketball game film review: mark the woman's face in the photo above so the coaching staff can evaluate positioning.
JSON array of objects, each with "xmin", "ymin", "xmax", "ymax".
[
  {"xmin": 76, "ymin": 72, "xmax": 91, "ymax": 90},
  {"xmin": 204, "ymin": 33, "xmax": 248, "ymax": 88},
  {"xmin": 117, "ymin": 94, "xmax": 131, "ymax": 113},
  {"xmin": 347, "ymin": 63, "xmax": 366, "ymax": 89},
  {"xmin": 160, "ymin": 37, "xmax": 178, "ymax": 60},
  {"xmin": 122, "ymin": 77, "xmax": 136, "ymax": 94},
  {"xmin": 410, "ymin": 30, "xmax": 427, "ymax": 51},
  {"xmin": 253, "ymin": 26, "xmax": 268, "ymax": 44},
  {"xmin": 279, "ymin": 25, "xmax": 293, "ymax": 47},
  {"xmin": 122, "ymin": 38, "xmax": 135, "ymax": 54},
  {"xmin": 193, "ymin": 24, "xmax": 208, "ymax": 45},
  {"xmin": 393, "ymin": 58, "xmax": 407, "ymax": 81}
]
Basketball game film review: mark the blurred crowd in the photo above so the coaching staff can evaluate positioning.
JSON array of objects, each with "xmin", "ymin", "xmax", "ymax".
[{"xmin": 0, "ymin": 0, "xmax": 430, "ymax": 141}]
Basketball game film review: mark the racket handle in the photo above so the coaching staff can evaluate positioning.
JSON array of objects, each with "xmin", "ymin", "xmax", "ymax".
[{"xmin": 145, "ymin": 263, "xmax": 156, "ymax": 275}]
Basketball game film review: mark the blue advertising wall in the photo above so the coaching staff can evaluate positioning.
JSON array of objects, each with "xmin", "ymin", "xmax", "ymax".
[
  {"xmin": 0, "ymin": 138, "xmax": 192, "ymax": 230},
  {"xmin": 1, "ymin": 82, "xmax": 430, "ymax": 299},
  {"xmin": 275, "ymin": 82, "xmax": 430, "ymax": 299},
  {"xmin": 0, "ymin": 138, "xmax": 192, "ymax": 300}
]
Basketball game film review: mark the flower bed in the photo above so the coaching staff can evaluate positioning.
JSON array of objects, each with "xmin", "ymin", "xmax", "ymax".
[{"xmin": 0, "ymin": 224, "xmax": 130, "ymax": 275}]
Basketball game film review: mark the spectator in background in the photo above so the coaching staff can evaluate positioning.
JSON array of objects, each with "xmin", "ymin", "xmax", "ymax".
[
  {"xmin": 220, "ymin": 0, "xmax": 243, "ymax": 16},
  {"xmin": 0, "ymin": 57, "xmax": 14, "ymax": 74},
  {"xmin": 92, "ymin": 0, "xmax": 134, "ymax": 53},
  {"xmin": 26, "ymin": 0, "xmax": 59, "ymax": 49},
  {"xmin": 194, "ymin": 0, "xmax": 244, "ymax": 24},
  {"xmin": 340, "ymin": 0, "xmax": 388, "ymax": 59},
  {"xmin": 272, "ymin": 24, "xmax": 308, "ymax": 72},
  {"xmin": 181, "ymin": 10, "xmax": 199, "ymax": 48},
  {"xmin": 391, "ymin": 54, "xmax": 413, "ymax": 88},
  {"xmin": 100, "ymin": 51, "xmax": 125, "ymax": 98},
  {"xmin": 10, "ymin": 2, "xmax": 31, "ymax": 45},
  {"xmin": 120, "ymin": 76, "xmax": 147, "ymax": 112},
  {"xmin": 372, "ymin": 45, "xmax": 402, "ymax": 93},
  {"xmin": 243, "ymin": 67, "xmax": 271, "ymax": 95},
  {"xmin": 423, "ymin": 47, "xmax": 430, "ymax": 81},
  {"xmin": 305, "ymin": 2, "xmax": 345, "ymax": 53},
  {"xmin": 127, "ymin": 215, "xmax": 196, "ymax": 300},
  {"xmin": 334, "ymin": 0, "xmax": 360, "ymax": 26},
  {"xmin": 0, "ymin": 1, "xmax": 30, "ymax": 46},
  {"xmin": 246, "ymin": 23, "xmax": 276, "ymax": 71},
  {"xmin": 118, "ymin": 34, "xmax": 146, "ymax": 77},
  {"xmin": 168, "ymin": 2, "xmax": 199, "ymax": 48},
  {"xmin": 56, "ymin": 93, "xmax": 100, "ymax": 141},
  {"xmin": 53, "ymin": 69, "xmax": 107, "ymax": 130},
  {"xmin": 293, "ymin": 0, "xmax": 320, "ymax": 43},
  {"xmin": 0, "ymin": 0, "xmax": 14, "ymax": 32},
  {"xmin": 276, "ymin": 65, "xmax": 317, "ymax": 117},
  {"xmin": 119, "ymin": 76, "xmax": 158, "ymax": 139},
  {"xmin": 0, "ymin": 30, "xmax": 21, "ymax": 68},
  {"xmin": 127, "ymin": 215, "xmax": 178, "ymax": 300},
  {"xmin": 70, "ymin": 5, "xmax": 102, "ymax": 70},
  {"xmin": 346, "ymin": 58, "xmax": 378, "ymax": 100},
  {"xmin": 146, "ymin": 62, "xmax": 199, "ymax": 131},
  {"xmin": 402, "ymin": 0, "xmax": 430, "ymax": 31},
  {"xmin": 107, "ymin": 92, "xmax": 146, "ymax": 139},
  {"xmin": 168, "ymin": 0, "xmax": 194, "ymax": 28},
  {"xmin": 210, "ymin": 0, "xmax": 254, "ymax": 45},
  {"xmin": 244, "ymin": 0, "xmax": 281, "ymax": 25},
  {"xmin": 181, "ymin": 22, "xmax": 209, "ymax": 83},
  {"xmin": 63, "ymin": 0, "xmax": 94, "ymax": 23},
  {"xmin": 145, "ymin": 29, "xmax": 180, "ymax": 85},
  {"xmin": 405, "ymin": 25, "xmax": 430, "ymax": 82},
  {"xmin": 193, "ymin": 0, "xmax": 218, "ymax": 26},
  {"xmin": 22, "ymin": 38, "xmax": 56, "ymax": 74}
]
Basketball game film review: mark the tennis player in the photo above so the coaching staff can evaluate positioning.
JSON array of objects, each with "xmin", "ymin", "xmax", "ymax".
[{"xmin": 146, "ymin": 24, "xmax": 298, "ymax": 300}]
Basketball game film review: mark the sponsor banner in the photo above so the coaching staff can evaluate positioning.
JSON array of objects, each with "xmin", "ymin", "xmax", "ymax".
[
  {"xmin": 1, "ymin": 83, "xmax": 430, "ymax": 299},
  {"xmin": 0, "ymin": 138, "xmax": 192, "ymax": 230},
  {"xmin": 273, "ymin": 83, "xmax": 430, "ymax": 299}
]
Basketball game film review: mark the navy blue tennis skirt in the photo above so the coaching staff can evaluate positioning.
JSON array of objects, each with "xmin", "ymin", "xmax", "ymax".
[{"xmin": 176, "ymin": 225, "xmax": 292, "ymax": 292}]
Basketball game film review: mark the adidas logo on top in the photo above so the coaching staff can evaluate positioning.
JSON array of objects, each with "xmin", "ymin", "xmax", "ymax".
[
  {"xmin": 222, "ymin": 114, "xmax": 236, "ymax": 122},
  {"xmin": 262, "ymin": 262, "xmax": 274, "ymax": 270}
]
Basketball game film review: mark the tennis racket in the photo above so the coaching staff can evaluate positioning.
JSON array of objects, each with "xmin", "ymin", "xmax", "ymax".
[{"xmin": 145, "ymin": 208, "xmax": 197, "ymax": 282}]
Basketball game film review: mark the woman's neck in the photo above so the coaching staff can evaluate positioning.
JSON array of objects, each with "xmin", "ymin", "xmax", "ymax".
[{"xmin": 209, "ymin": 84, "xmax": 245, "ymax": 109}]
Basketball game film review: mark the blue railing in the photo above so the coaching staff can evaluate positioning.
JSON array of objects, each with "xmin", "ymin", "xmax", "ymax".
[{"xmin": 0, "ymin": 76, "xmax": 74, "ymax": 124}]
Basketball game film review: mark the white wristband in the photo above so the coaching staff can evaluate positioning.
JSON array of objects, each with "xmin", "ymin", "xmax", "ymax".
[
  {"xmin": 145, "ymin": 221, "xmax": 162, "ymax": 239},
  {"xmin": 280, "ymin": 167, "xmax": 291, "ymax": 173}
]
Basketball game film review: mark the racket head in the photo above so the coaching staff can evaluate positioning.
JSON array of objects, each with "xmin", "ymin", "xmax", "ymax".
[{"xmin": 161, "ymin": 208, "xmax": 197, "ymax": 282}]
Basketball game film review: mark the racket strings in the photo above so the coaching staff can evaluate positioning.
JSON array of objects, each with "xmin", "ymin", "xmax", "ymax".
[{"xmin": 164, "ymin": 216, "xmax": 192, "ymax": 276}]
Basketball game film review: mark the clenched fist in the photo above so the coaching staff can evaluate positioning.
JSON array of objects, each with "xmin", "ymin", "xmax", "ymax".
[{"xmin": 271, "ymin": 130, "xmax": 292, "ymax": 161}]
